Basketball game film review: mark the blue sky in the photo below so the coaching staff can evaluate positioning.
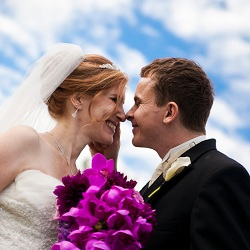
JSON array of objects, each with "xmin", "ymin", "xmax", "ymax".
[{"xmin": 0, "ymin": 0, "xmax": 250, "ymax": 190}]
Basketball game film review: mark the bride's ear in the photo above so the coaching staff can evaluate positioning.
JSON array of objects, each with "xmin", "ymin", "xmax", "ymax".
[
  {"xmin": 70, "ymin": 93, "xmax": 83, "ymax": 109},
  {"xmin": 163, "ymin": 102, "xmax": 178, "ymax": 124}
]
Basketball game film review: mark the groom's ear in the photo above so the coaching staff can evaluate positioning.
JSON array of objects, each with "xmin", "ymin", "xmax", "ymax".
[{"xmin": 163, "ymin": 102, "xmax": 178, "ymax": 124}]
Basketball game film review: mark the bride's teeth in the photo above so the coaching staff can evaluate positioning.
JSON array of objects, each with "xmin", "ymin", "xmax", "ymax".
[{"xmin": 106, "ymin": 121, "xmax": 116, "ymax": 132}]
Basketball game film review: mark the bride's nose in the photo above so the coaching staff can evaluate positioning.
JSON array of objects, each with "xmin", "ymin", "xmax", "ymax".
[{"xmin": 116, "ymin": 105, "xmax": 126, "ymax": 122}]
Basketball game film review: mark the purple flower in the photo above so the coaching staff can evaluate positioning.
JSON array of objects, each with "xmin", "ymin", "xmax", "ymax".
[
  {"xmin": 84, "ymin": 153, "xmax": 114, "ymax": 187},
  {"xmin": 54, "ymin": 171, "xmax": 90, "ymax": 215},
  {"xmin": 63, "ymin": 192, "xmax": 113, "ymax": 228},
  {"xmin": 85, "ymin": 232, "xmax": 109, "ymax": 250},
  {"xmin": 51, "ymin": 241, "xmax": 80, "ymax": 250},
  {"xmin": 106, "ymin": 171, "xmax": 137, "ymax": 190},
  {"xmin": 132, "ymin": 217, "xmax": 154, "ymax": 246},
  {"xmin": 106, "ymin": 230, "xmax": 141, "ymax": 250},
  {"xmin": 68, "ymin": 226, "xmax": 94, "ymax": 248},
  {"xmin": 85, "ymin": 240, "xmax": 110, "ymax": 250},
  {"xmin": 52, "ymin": 153, "xmax": 156, "ymax": 250},
  {"xmin": 101, "ymin": 186, "xmax": 133, "ymax": 207},
  {"xmin": 57, "ymin": 220, "xmax": 73, "ymax": 242},
  {"xmin": 132, "ymin": 190, "xmax": 144, "ymax": 204},
  {"xmin": 107, "ymin": 209, "xmax": 132, "ymax": 230}
]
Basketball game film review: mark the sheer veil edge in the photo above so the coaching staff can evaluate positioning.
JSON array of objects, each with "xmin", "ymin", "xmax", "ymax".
[{"xmin": 0, "ymin": 43, "xmax": 85, "ymax": 133}]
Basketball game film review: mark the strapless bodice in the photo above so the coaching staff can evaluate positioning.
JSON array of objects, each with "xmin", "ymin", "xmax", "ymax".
[{"xmin": 0, "ymin": 170, "xmax": 62, "ymax": 249}]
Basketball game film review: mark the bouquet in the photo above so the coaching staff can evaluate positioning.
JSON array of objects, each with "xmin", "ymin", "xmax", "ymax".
[{"xmin": 51, "ymin": 153, "xmax": 156, "ymax": 250}]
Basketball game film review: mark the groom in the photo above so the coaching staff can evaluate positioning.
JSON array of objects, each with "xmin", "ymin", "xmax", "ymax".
[{"xmin": 125, "ymin": 57, "xmax": 250, "ymax": 249}]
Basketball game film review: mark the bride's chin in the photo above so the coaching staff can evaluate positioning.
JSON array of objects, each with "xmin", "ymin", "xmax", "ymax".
[{"xmin": 100, "ymin": 135, "xmax": 113, "ymax": 146}]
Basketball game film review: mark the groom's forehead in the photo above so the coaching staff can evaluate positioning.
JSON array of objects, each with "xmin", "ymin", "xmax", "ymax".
[{"xmin": 136, "ymin": 77, "xmax": 155, "ymax": 93}]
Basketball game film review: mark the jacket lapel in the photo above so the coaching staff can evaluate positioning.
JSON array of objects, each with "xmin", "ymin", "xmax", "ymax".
[
  {"xmin": 143, "ymin": 165, "xmax": 193, "ymax": 203},
  {"xmin": 141, "ymin": 139, "xmax": 217, "ymax": 203}
]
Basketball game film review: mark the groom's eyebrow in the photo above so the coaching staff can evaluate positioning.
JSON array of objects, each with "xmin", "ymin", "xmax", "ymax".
[{"xmin": 133, "ymin": 96, "xmax": 142, "ymax": 104}]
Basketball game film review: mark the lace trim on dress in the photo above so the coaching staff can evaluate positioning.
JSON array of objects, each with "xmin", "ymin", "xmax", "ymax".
[{"xmin": 0, "ymin": 201, "xmax": 58, "ymax": 250}]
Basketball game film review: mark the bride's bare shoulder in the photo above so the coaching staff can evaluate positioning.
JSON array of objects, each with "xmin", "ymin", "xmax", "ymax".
[
  {"xmin": 0, "ymin": 126, "xmax": 44, "ymax": 191},
  {"xmin": 0, "ymin": 125, "xmax": 40, "ymax": 148}
]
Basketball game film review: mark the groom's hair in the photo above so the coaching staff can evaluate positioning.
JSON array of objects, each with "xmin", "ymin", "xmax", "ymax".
[{"xmin": 140, "ymin": 57, "xmax": 214, "ymax": 134}]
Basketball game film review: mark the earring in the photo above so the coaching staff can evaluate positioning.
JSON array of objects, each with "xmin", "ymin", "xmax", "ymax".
[{"xmin": 72, "ymin": 105, "xmax": 78, "ymax": 118}]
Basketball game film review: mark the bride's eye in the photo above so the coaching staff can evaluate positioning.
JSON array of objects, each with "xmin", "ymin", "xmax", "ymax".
[{"xmin": 110, "ymin": 97, "xmax": 117, "ymax": 103}]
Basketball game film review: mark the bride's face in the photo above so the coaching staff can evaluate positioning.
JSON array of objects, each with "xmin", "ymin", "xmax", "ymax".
[{"xmin": 82, "ymin": 85, "xmax": 126, "ymax": 145}]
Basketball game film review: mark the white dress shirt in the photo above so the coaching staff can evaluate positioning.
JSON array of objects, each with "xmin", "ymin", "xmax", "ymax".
[{"xmin": 148, "ymin": 135, "xmax": 206, "ymax": 187}]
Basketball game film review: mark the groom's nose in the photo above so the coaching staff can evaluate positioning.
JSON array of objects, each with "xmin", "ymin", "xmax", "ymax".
[{"xmin": 125, "ymin": 107, "xmax": 134, "ymax": 121}]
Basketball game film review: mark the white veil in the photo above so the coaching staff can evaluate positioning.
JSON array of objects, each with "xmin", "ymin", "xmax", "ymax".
[{"xmin": 0, "ymin": 43, "xmax": 85, "ymax": 133}]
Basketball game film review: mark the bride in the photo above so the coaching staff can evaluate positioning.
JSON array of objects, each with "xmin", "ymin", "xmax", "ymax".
[{"xmin": 0, "ymin": 43, "xmax": 128, "ymax": 249}]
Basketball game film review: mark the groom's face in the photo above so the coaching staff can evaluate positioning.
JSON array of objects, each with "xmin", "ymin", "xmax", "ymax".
[{"xmin": 126, "ymin": 77, "xmax": 166, "ymax": 150}]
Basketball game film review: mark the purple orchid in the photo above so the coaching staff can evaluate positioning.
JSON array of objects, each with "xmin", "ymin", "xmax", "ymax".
[{"xmin": 52, "ymin": 153, "xmax": 156, "ymax": 249}]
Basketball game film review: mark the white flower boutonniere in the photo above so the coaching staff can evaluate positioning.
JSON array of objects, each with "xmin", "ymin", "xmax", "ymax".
[{"xmin": 163, "ymin": 157, "xmax": 191, "ymax": 181}]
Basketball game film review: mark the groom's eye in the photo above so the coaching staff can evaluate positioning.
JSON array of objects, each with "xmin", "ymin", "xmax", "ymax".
[{"xmin": 135, "ymin": 100, "xmax": 141, "ymax": 106}]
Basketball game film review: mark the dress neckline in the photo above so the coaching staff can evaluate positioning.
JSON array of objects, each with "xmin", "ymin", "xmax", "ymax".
[{"xmin": 15, "ymin": 169, "xmax": 63, "ymax": 184}]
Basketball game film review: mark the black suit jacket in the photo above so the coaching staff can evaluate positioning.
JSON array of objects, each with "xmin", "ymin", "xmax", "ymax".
[{"xmin": 140, "ymin": 139, "xmax": 250, "ymax": 250}]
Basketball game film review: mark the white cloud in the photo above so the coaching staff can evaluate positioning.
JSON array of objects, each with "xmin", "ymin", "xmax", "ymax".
[
  {"xmin": 74, "ymin": 0, "xmax": 135, "ymax": 22},
  {"xmin": 200, "ymin": 38, "xmax": 250, "ymax": 78},
  {"xmin": 207, "ymin": 124, "xmax": 250, "ymax": 174},
  {"xmin": 0, "ymin": 0, "xmax": 136, "ymax": 61},
  {"xmin": 209, "ymin": 97, "xmax": 244, "ymax": 130},
  {"xmin": 141, "ymin": 0, "xmax": 250, "ymax": 40},
  {"xmin": 115, "ymin": 44, "xmax": 148, "ymax": 79},
  {"xmin": 0, "ymin": 65, "xmax": 23, "ymax": 104}
]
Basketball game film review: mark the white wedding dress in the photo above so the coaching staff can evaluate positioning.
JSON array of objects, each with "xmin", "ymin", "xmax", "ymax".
[{"xmin": 0, "ymin": 170, "xmax": 62, "ymax": 250}]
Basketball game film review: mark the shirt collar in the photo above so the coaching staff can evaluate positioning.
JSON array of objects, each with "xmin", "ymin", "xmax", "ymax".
[{"xmin": 162, "ymin": 135, "xmax": 206, "ymax": 163}]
